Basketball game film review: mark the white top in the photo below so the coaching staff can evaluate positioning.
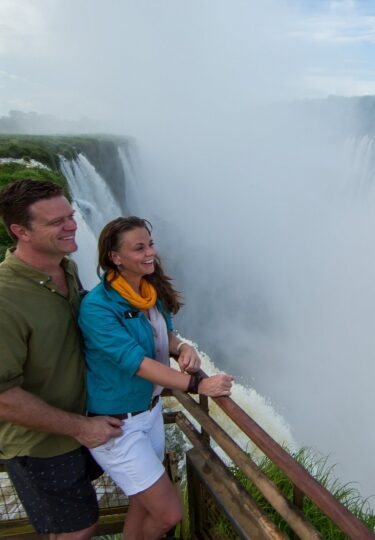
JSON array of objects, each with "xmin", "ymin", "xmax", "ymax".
[{"xmin": 148, "ymin": 306, "xmax": 170, "ymax": 397}]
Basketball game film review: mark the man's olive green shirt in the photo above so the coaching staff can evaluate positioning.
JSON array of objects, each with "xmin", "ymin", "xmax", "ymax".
[{"xmin": 0, "ymin": 250, "xmax": 86, "ymax": 459}]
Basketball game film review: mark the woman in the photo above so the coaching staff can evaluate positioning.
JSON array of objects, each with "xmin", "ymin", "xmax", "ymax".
[{"xmin": 78, "ymin": 216, "xmax": 233, "ymax": 540}]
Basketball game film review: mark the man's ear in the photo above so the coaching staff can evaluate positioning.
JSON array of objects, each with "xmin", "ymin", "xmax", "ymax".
[{"xmin": 9, "ymin": 224, "xmax": 31, "ymax": 242}]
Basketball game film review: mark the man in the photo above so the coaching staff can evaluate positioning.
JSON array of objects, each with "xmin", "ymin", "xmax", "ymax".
[{"xmin": 0, "ymin": 179, "xmax": 123, "ymax": 539}]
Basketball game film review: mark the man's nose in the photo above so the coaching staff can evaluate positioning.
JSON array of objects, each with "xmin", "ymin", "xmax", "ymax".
[{"xmin": 64, "ymin": 217, "xmax": 77, "ymax": 230}]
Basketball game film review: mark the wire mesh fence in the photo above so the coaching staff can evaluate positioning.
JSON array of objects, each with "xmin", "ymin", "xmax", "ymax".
[{"xmin": 0, "ymin": 467, "xmax": 128, "ymax": 523}]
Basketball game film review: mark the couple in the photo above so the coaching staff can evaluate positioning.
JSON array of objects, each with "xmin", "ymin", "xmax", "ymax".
[{"xmin": 0, "ymin": 179, "xmax": 233, "ymax": 540}]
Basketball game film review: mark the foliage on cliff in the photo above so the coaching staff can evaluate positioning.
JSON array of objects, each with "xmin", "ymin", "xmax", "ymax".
[
  {"xmin": 0, "ymin": 134, "xmax": 127, "ymax": 171},
  {"xmin": 0, "ymin": 134, "xmax": 128, "ymax": 205},
  {"xmin": 0, "ymin": 134, "xmax": 129, "ymax": 261}
]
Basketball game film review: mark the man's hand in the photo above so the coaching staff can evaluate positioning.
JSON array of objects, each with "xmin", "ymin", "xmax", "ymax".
[
  {"xmin": 177, "ymin": 343, "xmax": 201, "ymax": 373},
  {"xmin": 75, "ymin": 416, "xmax": 123, "ymax": 448},
  {"xmin": 0, "ymin": 386, "xmax": 124, "ymax": 448}
]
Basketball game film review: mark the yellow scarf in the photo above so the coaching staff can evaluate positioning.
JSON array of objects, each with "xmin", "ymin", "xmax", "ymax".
[{"xmin": 107, "ymin": 270, "xmax": 157, "ymax": 309}]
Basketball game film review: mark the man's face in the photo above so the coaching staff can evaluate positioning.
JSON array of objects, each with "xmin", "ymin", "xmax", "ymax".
[{"xmin": 24, "ymin": 196, "xmax": 78, "ymax": 256}]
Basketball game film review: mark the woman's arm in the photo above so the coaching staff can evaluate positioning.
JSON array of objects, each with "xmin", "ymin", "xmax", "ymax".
[
  {"xmin": 168, "ymin": 332, "xmax": 201, "ymax": 373},
  {"xmin": 136, "ymin": 357, "xmax": 233, "ymax": 397},
  {"xmin": 79, "ymin": 297, "xmax": 233, "ymax": 397}
]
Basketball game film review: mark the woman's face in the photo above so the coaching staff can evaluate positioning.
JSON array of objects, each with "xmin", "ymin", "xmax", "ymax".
[{"xmin": 110, "ymin": 226, "xmax": 156, "ymax": 285}]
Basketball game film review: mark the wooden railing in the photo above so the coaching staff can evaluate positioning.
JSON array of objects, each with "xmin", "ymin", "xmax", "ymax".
[{"xmin": 167, "ymin": 368, "xmax": 375, "ymax": 540}]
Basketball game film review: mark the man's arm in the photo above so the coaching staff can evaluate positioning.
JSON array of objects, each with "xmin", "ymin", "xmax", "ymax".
[{"xmin": 0, "ymin": 386, "xmax": 123, "ymax": 448}]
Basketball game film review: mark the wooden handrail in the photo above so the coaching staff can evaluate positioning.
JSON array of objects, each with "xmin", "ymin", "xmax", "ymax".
[
  {"xmin": 177, "ymin": 412, "xmax": 287, "ymax": 539},
  {"xmin": 186, "ymin": 369, "xmax": 374, "ymax": 539},
  {"xmin": 173, "ymin": 390, "xmax": 323, "ymax": 540}
]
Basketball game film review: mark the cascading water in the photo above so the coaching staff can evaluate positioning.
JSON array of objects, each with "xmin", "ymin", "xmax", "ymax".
[
  {"xmin": 60, "ymin": 153, "xmax": 123, "ymax": 289},
  {"xmin": 60, "ymin": 149, "xmax": 296, "ymax": 456},
  {"xmin": 60, "ymin": 153, "xmax": 122, "ymax": 235},
  {"xmin": 118, "ymin": 145, "xmax": 146, "ymax": 217},
  {"xmin": 343, "ymin": 135, "xmax": 375, "ymax": 198}
]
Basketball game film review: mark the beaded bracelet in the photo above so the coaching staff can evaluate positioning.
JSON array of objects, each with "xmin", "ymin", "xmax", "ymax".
[{"xmin": 176, "ymin": 341, "xmax": 186, "ymax": 353}]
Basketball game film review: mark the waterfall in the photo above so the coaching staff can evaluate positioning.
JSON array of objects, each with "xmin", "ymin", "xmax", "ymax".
[
  {"xmin": 60, "ymin": 153, "xmax": 122, "ymax": 235},
  {"xmin": 343, "ymin": 135, "xmax": 375, "ymax": 197},
  {"xmin": 118, "ymin": 145, "xmax": 144, "ymax": 216},
  {"xmin": 60, "ymin": 148, "xmax": 296, "ymax": 454},
  {"xmin": 60, "ymin": 153, "xmax": 123, "ymax": 289}
]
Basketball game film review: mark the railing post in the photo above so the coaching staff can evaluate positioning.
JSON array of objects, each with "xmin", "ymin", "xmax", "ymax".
[
  {"xmin": 291, "ymin": 485, "xmax": 304, "ymax": 540},
  {"xmin": 199, "ymin": 394, "xmax": 210, "ymax": 446},
  {"xmin": 186, "ymin": 451, "xmax": 204, "ymax": 539}
]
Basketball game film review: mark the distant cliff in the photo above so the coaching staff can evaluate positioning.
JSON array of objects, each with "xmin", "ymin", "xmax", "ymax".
[{"xmin": 0, "ymin": 134, "xmax": 131, "ymax": 260}]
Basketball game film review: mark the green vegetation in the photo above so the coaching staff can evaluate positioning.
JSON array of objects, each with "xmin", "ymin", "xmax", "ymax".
[
  {"xmin": 0, "ymin": 135, "xmax": 76, "ymax": 170},
  {"xmin": 214, "ymin": 448, "xmax": 375, "ymax": 539},
  {"xmin": 96, "ymin": 536, "xmax": 121, "ymax": 540},
  {"xmin": 0, "ymin": 134, "xmax": 127, "ymax": 171},
  {"xmin": 0, "ymin": 222, "xmax": 12, "ymax": 262},
  {"xmin": 0, "ymin": 162, "xmax": 67, "ymax": 188},
  {"xmin": 0, "ymin": 134, "xmax": 128, "ymax": 261}
]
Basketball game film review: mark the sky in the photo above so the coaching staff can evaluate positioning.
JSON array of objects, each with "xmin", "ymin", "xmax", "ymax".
[{"xmin": 1, "ymin": 0, "xmax": 375, "ymax": 124}]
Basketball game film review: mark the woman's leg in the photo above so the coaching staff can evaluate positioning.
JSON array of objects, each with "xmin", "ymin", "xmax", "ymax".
[
  {"xmin": 122, "ymin": 497, "xmax": 147, "ymax": 540},
  {"xmin": 124, "ymin": 472, "xmax": 182, "ymax": 540}
]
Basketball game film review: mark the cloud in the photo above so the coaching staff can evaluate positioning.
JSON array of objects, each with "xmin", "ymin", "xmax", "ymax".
[
  {"xmin": 0, "ymin": 0, "xmax": 47, "ymax": 56},
  {"xmin": 293, "ymin": 0, "xmax": 375, "ymax": 45},
  {"xmin": 0, "ymin": 69, "xmax": 34, "ymax": 84},
  {"xmin": 303, "ymin": 72, "xmax": 375, "ymax": 97},
  {"xmin": 0, "ymin": 1, "xmax": 375, "ymax": 116}
]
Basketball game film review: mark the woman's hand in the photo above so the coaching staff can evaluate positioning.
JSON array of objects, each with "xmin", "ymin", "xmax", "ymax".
[
  {"xmin": 198, "ymin": 373, "xmax": 234, "ymax": 397},
  {"xmin": 177, "ymin": 343, "xmax": 201, "ymax": 373}
]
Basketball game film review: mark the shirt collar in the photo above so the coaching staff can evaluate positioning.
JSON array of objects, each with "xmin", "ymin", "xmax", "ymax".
[{"xmin": 4, "ymin": 248, "xmax": 74, "ymax": 286}]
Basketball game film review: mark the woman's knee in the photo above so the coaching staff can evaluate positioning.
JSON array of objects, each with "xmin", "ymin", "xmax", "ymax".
[
  {"xmin": 164, "ymin": 490, "xmax": 183, "ymax": 526},
  {"xmin": 158, "ymin": 503, "xmax": 183, "ymax": 532},
  {"xmin": 134, "ymin": 473, "xmax": 183, "ymax": 529}
]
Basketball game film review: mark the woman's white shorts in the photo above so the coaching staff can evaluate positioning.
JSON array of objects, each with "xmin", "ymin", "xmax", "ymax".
[{"xmin": 90, "ymin": 400, "xmax": 165, "ymax": 496}]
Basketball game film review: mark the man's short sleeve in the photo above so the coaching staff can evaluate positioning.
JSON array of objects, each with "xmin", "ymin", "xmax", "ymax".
[{"xmin": 0, "ymin": 299, "xmax": 27, "ymax": 393}]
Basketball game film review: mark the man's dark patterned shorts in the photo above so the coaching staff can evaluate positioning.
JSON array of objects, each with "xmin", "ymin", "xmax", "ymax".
[{"xmin": 3, "ymin": 448, "xmax": 99, "ymax": 534}]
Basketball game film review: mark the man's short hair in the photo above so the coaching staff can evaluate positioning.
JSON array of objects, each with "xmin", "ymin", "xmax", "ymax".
[{"xmin": 0, "ymin": 179, "xmax": 64, "ymax": 240}]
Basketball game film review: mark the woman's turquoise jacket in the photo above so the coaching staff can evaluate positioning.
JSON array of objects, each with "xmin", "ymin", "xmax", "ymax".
[{"xmin": 78, "ymin": 278, "xmax": 173, "ymax": 414}]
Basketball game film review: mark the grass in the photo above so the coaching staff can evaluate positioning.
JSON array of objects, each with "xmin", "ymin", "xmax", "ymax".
[
  {"xmin": 95, "ymin": 536, "xmax": 121, "ymax": 540},
  {"xmin": 213, "ymin": 447, "xmax": 375, "ymax": 539}
]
